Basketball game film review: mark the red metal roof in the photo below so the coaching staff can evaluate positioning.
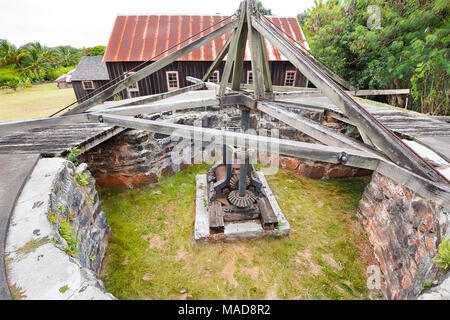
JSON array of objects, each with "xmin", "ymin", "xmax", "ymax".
[{"xmin": 103, "ymin": 15, "xmax": 309, "ymax": 62}]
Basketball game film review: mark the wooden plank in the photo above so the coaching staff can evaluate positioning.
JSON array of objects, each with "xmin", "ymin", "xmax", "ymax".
[
  {"xmin": 100, "ymin": 97, "xmax": 220, "ymax": 116},
  {"xmin": 218, "ymin": 32, "xmax": 239, "ymax": 96},
  {"xmin": 87, "ymin": 113, "xmax": 381, "ymax": 171},
  {"xmin": 259, "ymin": 32, "xmax": 273, "ymax": 94},
  {"xmin": 376, "ymin": 161, "xmax": 450, "ymax": 207},
  {"xmin": 414, "ymin": 136, "xmax": 450, "ymax": 162},
  {"xmin": 231, "ymin": 2, "xmax": 248, "ymax": 91},
  {"xmin": 99, "ymin": 83, "xmax": 206, "ymax": 109},
  {"xmin": 252, "ymin": 15, "xmax": 448, "ymax": 184},
  {"xmin": 257, "ymin": 197, "xmax": 278, "ymax": 230},
  {"xmin": 202, "ymin": 36, "xmax": 232, "ymax": 82},
  {"xmin": 64, "ymin": 18, "xmax": 238, "ymax": 115},
  {"xmin": 257, "ymin": 102, "xmax": 386, "ymax": 159},
  {"xmin": 219, "ymin": 3, "xmax": 246, "ymax": 96},
  {"xmin": 208, "ymin": 201, "xmax": 224, "ymax": 233},
  {"xmin": 247, "ymin": 0, "xmax": 265, "ymax": 100},
  {"xmin": 0, "ymin": 114, "xmax": 88, "ymax": 135}
]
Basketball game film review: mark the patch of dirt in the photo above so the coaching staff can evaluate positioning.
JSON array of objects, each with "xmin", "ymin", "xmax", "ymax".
[
  {"xmin": 242, "ymin": 266, "xmax": 259, "ymax": 281},
  {"xmin": 175, "ymin": 246, "xmax": 192, "ymax": 267},
  {"xmin": 222, "ymin": 259, "xmax": 238, "ymax": 287},
  {"xmin": 294, "ymin": 248, "xmax": 322, "ymax": 276},
  {"xmin": 141, "ymin": 233, "xmax": 166, "ymax": 250},
  {"xmin": 142, "ymin": 273, "xmax": 154, "ymax": 281},
  {"xmin": 323, "ymin": 254, "xmax": 343, "ymax": 271},
  {"xmin": 265, "ymin": 284, "xmax": 279, "ymax": 300},
  {"xmin": 121, "ymin": 256, "xmax": 129, "ymax": 266}
]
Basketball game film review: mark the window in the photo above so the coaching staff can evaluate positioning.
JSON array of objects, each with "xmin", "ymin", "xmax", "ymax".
[
  {"xmin": 247, "ymin": 71, "xmax": 253, "ymax": 84},
  {"xmin": 284, "ymin": 70, "xmax": 297, "ymax": 87},
  {"xmin": 208, "ymin": 71, "xmax": 220, "ymax": 83},
  {"xmin": 124, "ymin": 72, "xmax": 139, "ymax": 93},
  {"xmin": 166, "ymin": 71, "xmax": 179, "ymax": 90},
  {"xmin": 82, "ymin": 80, "xmax": 94, "ymax": 90}
]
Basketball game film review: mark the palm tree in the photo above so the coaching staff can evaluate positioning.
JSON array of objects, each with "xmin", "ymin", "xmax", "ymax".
[
  {"xmin": 22, "ymin": 42, "xmax": 52, "ymax": 82},
  {"xmin": 0, "ymin": 40, "xmax": 33, "ymax": 82},
  {"xmin": 56, "ymin": 46, "xmax": 80, "ymax": 67}
]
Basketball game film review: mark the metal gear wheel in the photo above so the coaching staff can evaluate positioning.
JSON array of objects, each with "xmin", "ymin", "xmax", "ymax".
[
  {"xmin": 227, "ymin": 190, "xmax": 257, "ymax": 208},
  {"xmin": 229, "ymin": 174, "xmax": 250, "ymax": 190}
]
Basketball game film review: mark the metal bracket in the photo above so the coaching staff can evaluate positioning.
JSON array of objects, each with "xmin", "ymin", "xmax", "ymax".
[{"xmin": 219, "ymin": 94, "xmax": 257, "ymax": 109}]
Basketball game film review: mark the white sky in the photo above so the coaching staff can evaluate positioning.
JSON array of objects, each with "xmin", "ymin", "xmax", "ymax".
[{"xmin": 0, "ymin": 0, "xmax": 315, "ymax": 48}]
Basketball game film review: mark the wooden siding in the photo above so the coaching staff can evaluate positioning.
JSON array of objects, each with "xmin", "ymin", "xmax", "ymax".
[
  {"xmin": 72, "ymin": 61, "xmax": 307, "ymax": 101},
  {"xmin": 105, "ymin": 61, "xmax": 307, "ymax": 98},
  {"xmin": 72, "ymin": 80, "xmax": 112, "ymax": 103}
]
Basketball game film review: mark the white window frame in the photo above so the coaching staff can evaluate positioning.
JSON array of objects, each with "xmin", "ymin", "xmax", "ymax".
[
  {"xmin": 284, "ymin": 70, "xmax": 297, "ymax": 87},
  {"xmin": 166, "ymin": 71, "xmax": 180, "ymax": 91},
  {"xmin": 247, "ymin": 70, "xmax": 253, "ymax": 85},
  {"xmin": 82, "ymin": 80, "xmax": 95, "ymax": 90},
  {"xmin": 208, "ymin": 70, "xmax": 220, "ymax": 83},
  {"xmin": 124, "ymin": 71, "xmax": 139, "ymax": 93}
]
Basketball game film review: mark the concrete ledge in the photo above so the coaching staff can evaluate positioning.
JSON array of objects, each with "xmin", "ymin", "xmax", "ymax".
[
  {"xmin": 5, "ymin": 158, "xmax": 114, "ymax": 300},
  {"xmin": 194, "ymin": 172, "xmax": 290, "ymax": 241}
]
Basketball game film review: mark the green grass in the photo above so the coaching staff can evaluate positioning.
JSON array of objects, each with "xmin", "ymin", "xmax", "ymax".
[
  {"xmin": 99, "ymin": 165, "xmax": 372, "ymax": 300},
  {"xmin": 0, "ymin": 84, "xmax": 76, "ymax": 122}
]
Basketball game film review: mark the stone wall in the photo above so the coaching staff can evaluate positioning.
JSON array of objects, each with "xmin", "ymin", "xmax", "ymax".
[
  {"xmin": 49, "ymin": 162, "xmax": 110, "ymax": 274},
  {"xmin": 357, "ymin": 171, "xmax": 449, "ymax": 300},
  {"xmin": 83, "ymin": 107, "xmax": 371, "ymax": 188},
  {"xmin": 5, "ymin": 158, "xmax": 114, "ymax": 299}
]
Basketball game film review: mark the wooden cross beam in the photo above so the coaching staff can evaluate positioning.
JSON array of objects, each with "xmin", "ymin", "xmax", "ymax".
[
  {"xmin": 257, "ymin": 101, "xmax": 386, "ymax": 158},
  {"xmin": 63, "ymin": 18, "xmax": 238, "ymax": 116},
  {"xmin": 87, "ymin": 112, "xmax": 380, "ymax": 170},
  {"xmin": 250, "ymin": 12, "xmax": 448, "ymax": 184},
  {"xmin": 85, "ymin": 112, "xmax": 450, "ymax": 206},
  {"xmin": 100, "ymin": 82, "xmax": 206, "ymax": 109},
  {"xmin": 98, "ymin": 97, "xmax": 220, "ymax": 116}
]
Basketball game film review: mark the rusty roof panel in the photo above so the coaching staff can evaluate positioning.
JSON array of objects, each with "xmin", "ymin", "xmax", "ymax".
[{"xmin": 103, "ymin": 15, "xmax": 309, "ymax": 62}]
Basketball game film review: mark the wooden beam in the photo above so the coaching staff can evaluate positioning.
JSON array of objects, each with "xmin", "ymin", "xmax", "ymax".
[
  {"xmin": 0, "ymin": 114, "xmax": 88, "ymax": 135},
  {"xmin": 247, "ymin": 0, "xmax": 265, "ymax": 100},
  {"xmin": 231, "ymin": 2, "xmax": 248, "ymax": 91},
  {"xmin": 99, "ymin": 82, "xmax": 206, "ymax": 109},
  {"xmin": 376, "ymin": 161, "xmax": 450, "ymax": 207},
  {"xmin": 257, "ymin": 102, "xmax": 386, "ymax": 158},
  {"xmin": 202, "ymin": 35, "xmax": 232, "ymax": 82},
  {"xmin": 99, "ymin": 97, "xmax": 220, "ymax": 116},
  {"xmin": 259, "ymin": 36, "xmax": 273, "ymax": 95},
  {"xmin": 251, "ymin": 15, "xmax": 449, "ymax": 184},
  {"xmin": 86, "ymin": 112, "xmax": 450, "ymax": 205},
  {"xmin": 87, "ymin": 112, "xmax": 380, "ymax": 170},
  {"xmin": 219, "ymin": 2, "xmax": 247, "ymax": 96},
  {"xmin": 64, "ymin": 18, "xmax": 238, "ymax": 115}
]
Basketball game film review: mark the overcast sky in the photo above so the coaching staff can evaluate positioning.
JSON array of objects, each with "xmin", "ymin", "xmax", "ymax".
[{"xmin": 0, "ymin": 0, "xmax": 315, "ymax": 48}]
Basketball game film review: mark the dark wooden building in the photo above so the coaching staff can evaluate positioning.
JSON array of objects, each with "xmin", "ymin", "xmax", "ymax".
[
  {"xmin": 75, "ymin": 15, "xmax": 310, "ymax": 100},
  {"xmin": 71, "ymin": 56, "xmax": 111, "ymax": 102}
]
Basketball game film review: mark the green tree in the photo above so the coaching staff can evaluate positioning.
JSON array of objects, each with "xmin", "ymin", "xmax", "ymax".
[
  {"xmin": 257, "ymin": 1, "xmax": 273, "ymax": 15},
  {"xmin": 56, "ymin": 46, "xmax": 81, "ymax": 67},
  {"xmin": 303, "ymin": 0, "xmax": 449, "ymax": 115},
  {"xmin": 0, "ymin": 40, "xmax": 32, "ymax": 82},
  {"xmin": 86, "ymin": 45, "xmax": 106, "ymax": 56}
]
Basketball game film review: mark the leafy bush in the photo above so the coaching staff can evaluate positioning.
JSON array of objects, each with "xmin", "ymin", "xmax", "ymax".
[
  {"xmin": 86, "ymin": 45, "xmax": 106, "ymax": 56},
  {"xmin": 76, "ymin": 173, "xmax": 89, "ymax": 186},
  {"xmin": 434, "ymin": 236, "xmax": 450, "ymax": 270},
  {"xmin": 0, "ymin": 73, "xmax": 21, "ymax": 90},
  {"xmin": 42, "ymin": 66, "xmax": 74, "ymax": 81},
  {"xmin": 303, "ymin": 0, "xmax": 449, "ymax": 115},
  {"xmin": 67, "ymin": 146, "xmax": 83, "ymax": 166},
  {"xmin": 58, "ymin": 218, "xmax": 79, "ymax": 257}
]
